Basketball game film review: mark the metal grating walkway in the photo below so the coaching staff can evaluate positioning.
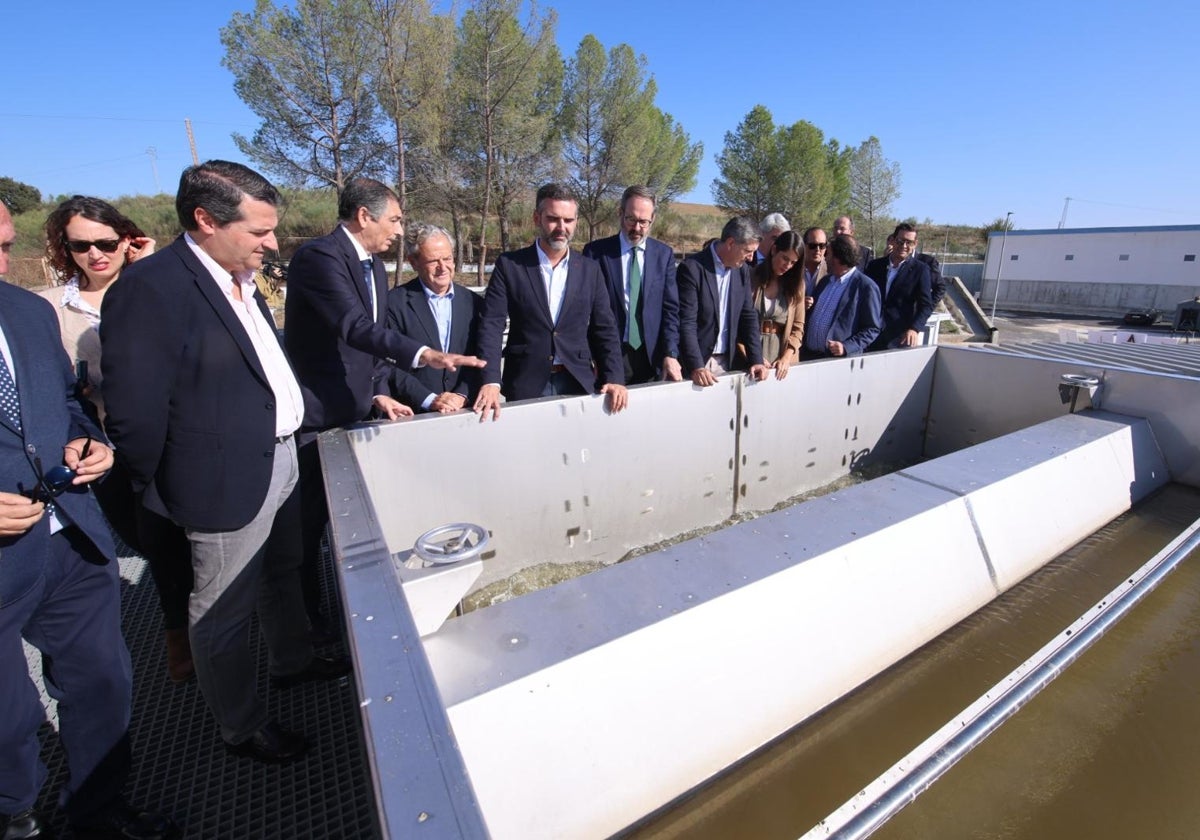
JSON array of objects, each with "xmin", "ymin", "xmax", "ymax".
[{"xmin": 25, "ymin": 546, "xmax": 382, "ymax": 839}]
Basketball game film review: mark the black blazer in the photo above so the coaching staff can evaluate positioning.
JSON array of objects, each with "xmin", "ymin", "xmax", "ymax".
[
  {"xmin": 581, "ymin": 235, "xmax": 679, "ymax": 371},
  {"xmin": 101, "ymin": 236, "xmax": 289, "ymax": 531},
  {"xmin": 677, "ymin": 245, "xmax": 763, "ymax": 374},
  {"xmin": 384, "ymin": 278, "xmax": 482, "ymax": 410},
  {"xmin": 864, "ymin": 256, "xmax": 933, "ymax": 350},
  {"xmin": 0, "ymin": 283, "xmax": 113, "ymax": 604},
  {"xmin": 476, "ymin": 244, "xmax": 624, "ymax": 401},
  {"xmin": 284, "ymin": 227, "xmax": 424, "ymax": 432}
]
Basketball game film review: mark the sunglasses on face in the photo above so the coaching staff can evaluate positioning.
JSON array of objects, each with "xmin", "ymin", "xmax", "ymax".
[
  {"xmin": 65, "ymin": 239, "xmax": 122, "ymax": 254},
  {"xmin": 807, "ymin": 242, "xmax": 828, "ymax": 249}
]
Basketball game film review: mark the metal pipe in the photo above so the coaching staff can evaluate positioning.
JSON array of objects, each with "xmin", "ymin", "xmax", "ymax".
[
  {"xmin": 988, "ymin": 211, "xmax": 1013, "ymax": 322},
  {"xmin": 803, "ymin": 516, "xmax": 1200, "ymax": 840}
]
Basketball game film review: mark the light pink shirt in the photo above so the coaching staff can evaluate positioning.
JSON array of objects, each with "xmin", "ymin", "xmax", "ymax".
[{"xmin": 184, "ymin": 234, "xmax": 305, "ymax": 436}]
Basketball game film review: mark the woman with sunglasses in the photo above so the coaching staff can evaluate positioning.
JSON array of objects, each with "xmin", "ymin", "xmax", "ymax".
[
  {"xmin": 40, "ymin": 196, "xmax": 196, "ymax": 682},
  {"xmin": 41, "ymin": 196, "xmax": 155, "ymax": 417},
  {"xmin": 742, "ymin": 229, "xmax": 807, "ymax": 379}
]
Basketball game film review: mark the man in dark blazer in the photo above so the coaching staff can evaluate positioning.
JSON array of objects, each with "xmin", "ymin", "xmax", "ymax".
[
  {"xmin": 802, "ymin": 234, "xmax": 882, "ymax": 359},
  {"xmin": 677, "ymin": 216, "xmax": 769, "ymax": 386},
  {"xmin": 865, "ymin": 223, "xmax": 933, "ymax": 351},
  {"xmin": 473, "ymin": 183, "xmax": 627, "ymax": 421},
  {"xmin": 582, "ymin": 185, "xmax": 681, "ymax": 384},
  {"xmin": 284, "ymin": 179, "xmax": 482, "ymax": 631},
  {"xmin": 1, "ymin": 205, "xmax": 177, "ymax": 838},
  {"xmin": 834, "ymin": 215, "xmax": 875, "ymax": 269},
  {"xmin": 102, "ymin": 161, "xmax": 345, "ymax": 766},
  {"xmin": 385, "ymin": 223, "xmax": 482, "ymax": 412}
]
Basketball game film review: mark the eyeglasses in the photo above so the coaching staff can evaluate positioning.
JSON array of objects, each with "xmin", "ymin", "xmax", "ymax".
[
  {"xmin": 623, "ymin": 216, "xmax": 653, "ymax": 228},
  {"xmin": 65, "ymin": 239, "xmax": 122, "ymax": 254},
  {"xmin": 19, "ymin": 438, "xmax": 90, "ymax": 504},
  {"xmin": 806, "ymin": 242, "xmax": 828, "ymax": 249}
]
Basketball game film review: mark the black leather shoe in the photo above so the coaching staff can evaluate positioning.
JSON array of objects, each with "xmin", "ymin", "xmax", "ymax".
[
  {"xmin": 224, "ymin": 720, "xmax": 308, "ymax": 764},
  {"xmin": 2, "ymin": 809, "xmax": 52, "ymax": 840},
  {"xmin": 70, "ymin": 802, "xmax": 179, "ymax": 840},
  {"xmin": 270, "ymin": 655, "xmax": 351, "ymax": 689}
]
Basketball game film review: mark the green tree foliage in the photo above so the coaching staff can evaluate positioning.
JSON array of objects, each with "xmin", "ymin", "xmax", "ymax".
[
  {"xmin": 221, "ymin": 0, "xmax": 390, "ymax": 193},
  {"xmin": 365, "ymin": 0, "xmax": 454, "ymax": 211},
  {"xmin": 711, "ymin": 105, "xmax": 777, "ymax": 220},
  {"xmin": 712, "ymin": 105, "xmax": 854, "ymax": 228},
  {"xmin": 0, "ymin": 177, "xmax": 42, "ymax": 214},
  {"xmin": 454, "ymin": 0, "xmax": 559, "ymax": 272},
  {"xmin": 559, "ymin": 36, "xmax": 700, "ymax": 240},
  {"xmin": 848, "ymin": 136, "xmax": 902, "ymax": 252}
]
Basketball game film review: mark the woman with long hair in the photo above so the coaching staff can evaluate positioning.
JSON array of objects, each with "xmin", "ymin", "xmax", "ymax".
[
  {"xmin": 747, "ymin": 229, "xmax": 807, "ymax": 379},
  {"xmin": 41, "ymin": 196, "xmax": 195, "ymax": 682}
]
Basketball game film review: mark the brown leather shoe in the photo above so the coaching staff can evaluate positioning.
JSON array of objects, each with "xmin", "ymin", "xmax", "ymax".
[{"xmin": 164, "ymin": 629, "xmax": 193, "ymax": 683}]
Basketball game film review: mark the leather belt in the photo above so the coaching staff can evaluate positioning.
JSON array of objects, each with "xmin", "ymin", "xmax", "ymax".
[
  {"xmin": 549, "ymin": 364, "xmax": 567, "ymax": 373},
  {"xmin": 761, "ymin": 321, "xmax": 782, "ymax": 335},
  {"xmin": 274, "ymin": 434, "xmax": 293, "ymax": 444}
]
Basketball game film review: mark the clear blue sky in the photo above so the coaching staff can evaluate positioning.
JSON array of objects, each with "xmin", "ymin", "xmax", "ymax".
[{"xmin": 4, "ymin": 0, "xmax": 1197, "ymax": 231}]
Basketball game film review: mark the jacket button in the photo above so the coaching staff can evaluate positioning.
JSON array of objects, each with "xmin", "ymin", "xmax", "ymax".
[
  {"xmin": 266, "ymin": 402, "xmax": 274, "ymax": 410},
  {"xmin": 26, "ymin": 444, "xmax": 36, "ymax": 455},
  {"xmin": 264, "ymin": 451, "xmax": 273, "ymax": 458}
]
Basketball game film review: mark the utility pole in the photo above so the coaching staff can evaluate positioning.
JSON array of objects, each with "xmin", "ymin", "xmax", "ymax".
[
  {"xmin": 989, "ymin": 211, "xmax": 1013, "ymax": 322},
  {"xmin": 145, "ymin": 146, "xmax": 161, "ymax": 194},
  {"xmin": 185, "ymin": 118, "xmax": 200, "ymax": 166},
  {"xmin": 1058, "ymin": 197, "xmax": 1071, "ymax": 229}
]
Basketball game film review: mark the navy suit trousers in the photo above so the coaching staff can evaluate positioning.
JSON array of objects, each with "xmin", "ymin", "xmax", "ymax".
[{"xmin": 0, "ymin": 527, "xmax": 131, "ymax": 821}]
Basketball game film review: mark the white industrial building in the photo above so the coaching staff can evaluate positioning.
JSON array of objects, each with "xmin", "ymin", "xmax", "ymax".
[{"xmin": 980, "ymin": 225, "xmax": 1200, "ymax": 319}]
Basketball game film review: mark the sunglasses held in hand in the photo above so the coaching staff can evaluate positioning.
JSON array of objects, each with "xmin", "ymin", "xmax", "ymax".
[{"xmin": 18, "ymin": 437, "xmax": 91, "ymax": 503}]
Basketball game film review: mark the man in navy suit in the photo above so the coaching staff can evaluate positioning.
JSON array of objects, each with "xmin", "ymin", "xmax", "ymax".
[
  {"xmin": 102, "ymin": 161, "xmax": 346, "ymax": 766},
  {"xmin": 473, "ymin": 183, "xmax": 627, "ymax": 421},
  {"xmin": 1, "ymin": 204, "xmax": 177, "ymax": 838},
  {"xmin": 677, "ymin": 216, "xmax": 769, "ymax": 386},
  {"xmin": 284, "ymin": 179, "xmax": 483, "ymax": 630},
  {"xmin": 865, "ymin": 223, "xmax": 933, "ymax": 351},
  {"xmin": 385, "ymin": 223, "xmax": 482, "ymax": 412},
  {"xmin": 802, "ymin": 234, "xmax": 882, "ymax": 359},
  {"xmin": 582, "ymin": 185, "xmax": 681, "ymax": 384}
]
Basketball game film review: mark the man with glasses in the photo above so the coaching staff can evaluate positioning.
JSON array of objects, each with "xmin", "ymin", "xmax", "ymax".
[
  {"xmin": 1, "ymin": 204, "xmax": 179, "ymax": 838},
  {"xmin": 583, "ymin": 186, "xmax": 682, "ymax": 384},
  {"xmin": 801, "ymin": 227, "xmax": 829, "ymax": 310},
  {"xmin": 864, "ymin": 222, "xmax": 933, "ymax": 350},
  {"xmin": 284, "ymin": 179, "xmax": 483, "ymax": 636},
  {"xmin": 833, "ymin": 215, "xmax": 874, "ymax": 269}
]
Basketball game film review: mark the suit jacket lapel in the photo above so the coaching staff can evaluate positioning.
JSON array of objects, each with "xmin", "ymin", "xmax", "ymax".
[
  {"xmin": 182, "ymin": 242, "xmax": 273, "ymax": 389},
  {"xmin": 605, "ymin": 246, "xmax": 625, "ymax": 323},
  {"xmin": 449, "ymin": 286, "xmax": 474, "ymax": 354},
  {"xmin": 525, "ymin": 245, "xmax": 554, "ymax": 326},
  {"xmin": 407, "ymin": 283, "xmax": 442, "ymax": 349},
  {"xmin": 335, "ymin": 228, "xmax": 376, "ymax": 317},
  {"xmin": 700, "ymin": 247, "xmax": 720, "ymax": 315}
]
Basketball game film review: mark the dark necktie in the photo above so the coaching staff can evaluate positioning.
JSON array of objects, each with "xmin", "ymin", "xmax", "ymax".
[
  {"xmin": 361, "ymin": 258, "xmax": 376, "ymax": 317},
  {"xmin": 628, "ymin": 246, "xmax": 643, "ymax": 350},
  {"xmin": 0, "ymin": 350, "xmax": 21, "ymax": 432}
]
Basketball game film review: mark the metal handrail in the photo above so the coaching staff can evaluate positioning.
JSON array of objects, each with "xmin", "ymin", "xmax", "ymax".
[{"xmin": 803, "ymin": 515, "xmax": 1200, "ymax": 840}]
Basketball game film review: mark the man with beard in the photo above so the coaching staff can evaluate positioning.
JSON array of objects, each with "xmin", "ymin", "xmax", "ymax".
[{"xmin": 473, "ymin": 183, "xmax": 627, "ymax": 421}]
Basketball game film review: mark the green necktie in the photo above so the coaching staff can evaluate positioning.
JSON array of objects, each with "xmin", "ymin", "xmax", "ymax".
[{"xmin": 628, "ymin": 245, "xmax": 643, "ymax": 350}]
